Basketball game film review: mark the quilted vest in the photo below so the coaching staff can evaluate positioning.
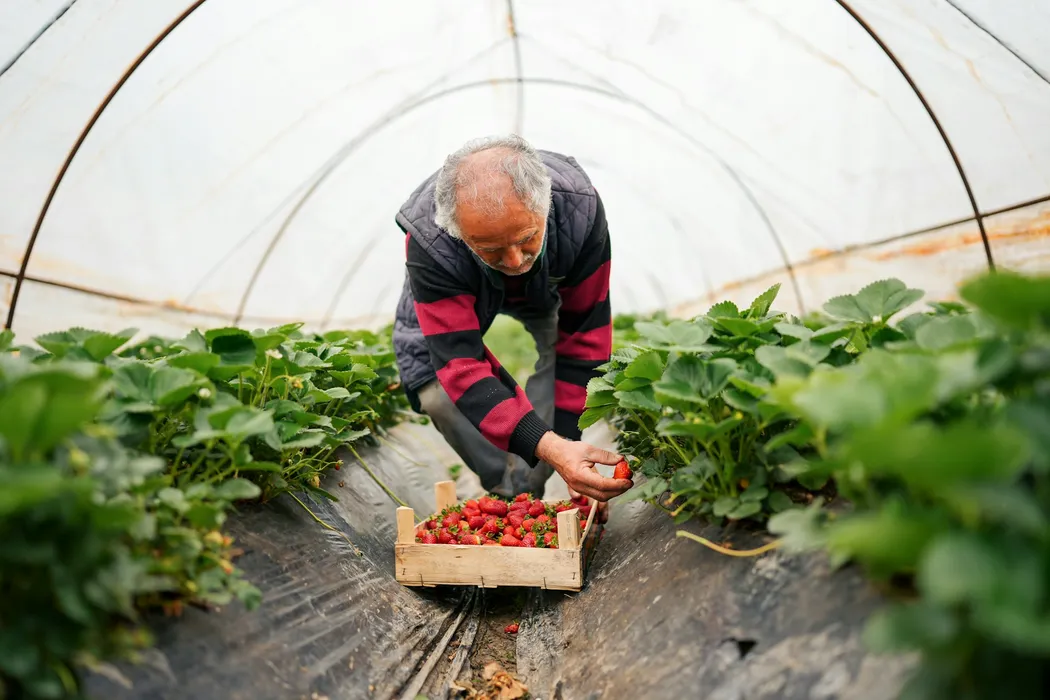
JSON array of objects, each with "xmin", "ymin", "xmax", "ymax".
[{"xmin": 392, "ymin": 150, "xmax": 599, "ymax": 411}]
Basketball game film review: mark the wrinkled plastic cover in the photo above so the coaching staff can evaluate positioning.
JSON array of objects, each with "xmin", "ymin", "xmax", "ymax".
[
  {"xmin": 1, "ymin": 0, "xmax": 1049, "ymax": 342},
  {"xmin": 84, "ymin": 422, "xmax": 912, "ymax": 700}
]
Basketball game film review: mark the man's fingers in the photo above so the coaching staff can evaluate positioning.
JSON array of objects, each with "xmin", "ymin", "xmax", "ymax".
[
  {"xmin": 570, "ymin": 465, "xmax": 631, "ymax": 501},
  {"xmin": 583, "ymin": 445, "xmax": 624, "ymax": 466}
]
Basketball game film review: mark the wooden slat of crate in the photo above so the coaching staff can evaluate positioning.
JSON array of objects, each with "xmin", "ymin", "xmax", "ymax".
[
  {"xmin": 395, "ymin": 543, "xmax": 585, "ymax": 590},
  {"xmin": 394, "ymin": 480, "xmax": 600, "ymax": 591}
]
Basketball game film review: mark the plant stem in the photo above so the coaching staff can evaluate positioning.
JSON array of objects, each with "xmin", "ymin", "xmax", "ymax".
[
  {"xmin": 675, "ymin": 530, "xmax": 782, "ymax": 557},
  {"xmin": 347, "ymin": 444, "xmax": 410, "ymax": 509},
  {"xmin": 288, "ymin": 493, "xmax": 362, "ymax": 556}
]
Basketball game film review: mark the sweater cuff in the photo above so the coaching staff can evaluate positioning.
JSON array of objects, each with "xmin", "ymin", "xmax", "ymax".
[
  {"xmin": 509, "ymin": 410, "xmax": 553, "ymax": 467},
  {"xmin": 554, "ymin": 407, "xmax": 584, "ymax": 443}
]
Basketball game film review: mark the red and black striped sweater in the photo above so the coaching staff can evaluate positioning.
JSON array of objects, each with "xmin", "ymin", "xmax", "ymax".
[{"xmin": 404, "ymin": 193, "xmax": 612, "ymax": 467}]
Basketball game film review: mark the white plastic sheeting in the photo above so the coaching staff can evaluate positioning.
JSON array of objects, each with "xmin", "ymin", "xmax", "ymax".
[{"xmin": 1, "ymin": 0, "xmax": 1048, "ymax": 342}]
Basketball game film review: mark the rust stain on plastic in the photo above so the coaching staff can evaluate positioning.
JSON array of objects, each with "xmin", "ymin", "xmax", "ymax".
[{"xmin": 871, "ymin": 208, "xmax": 1050, "ymax": 261}]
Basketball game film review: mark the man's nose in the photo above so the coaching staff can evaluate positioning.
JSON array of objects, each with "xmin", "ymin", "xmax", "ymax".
[{"xmin": 502, "ymin": 247, "xmax": 524, "ymax": 269}]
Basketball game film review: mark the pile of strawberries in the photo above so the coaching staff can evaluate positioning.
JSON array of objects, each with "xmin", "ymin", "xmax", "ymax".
[{"xmin": 413, "ymin": 492, "xmax": 592, "ymax": 547}]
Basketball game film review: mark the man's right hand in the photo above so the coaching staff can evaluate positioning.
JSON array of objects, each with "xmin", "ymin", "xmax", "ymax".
[{"xmin": 535, "ymin": 431, "xmax": 633, "ymax": 502}]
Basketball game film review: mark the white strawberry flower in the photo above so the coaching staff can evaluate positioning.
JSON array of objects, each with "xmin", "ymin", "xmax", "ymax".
[
  {"xmin": 198, "ymin": 387, "xmax": 212, "ymax": 399},
  {"xmin": 266, "ymin": 348, "xmax": 281, "ymax": 359}
]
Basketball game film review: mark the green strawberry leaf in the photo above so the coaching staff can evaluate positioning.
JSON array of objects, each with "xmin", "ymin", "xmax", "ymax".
[
  {"xmin": 635, "ymin": 319, "xmax": 716, "ymax": 353},
  {"xmin": 624, "ymin": 351, "xmax": 665, "ymax": 381},
  {"xmin": 823, "ymin": 279, "xmax": 924, "ymax": 323},
  {"xmin": 707, "ymin": 300, "xmax": 739, "ymax": 319},
  {"xmin": 959, "ymin": 269, "xmax": 1050, "ymax": 330},
  {"xmin": 747, "ymin": 283, "xmax": 781, "ymax": 318}
]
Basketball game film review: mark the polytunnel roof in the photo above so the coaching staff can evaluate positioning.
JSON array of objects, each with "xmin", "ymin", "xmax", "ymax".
[{"xmin": 1, "ymin": 0, "xmax": 1049, "ymax": 342}]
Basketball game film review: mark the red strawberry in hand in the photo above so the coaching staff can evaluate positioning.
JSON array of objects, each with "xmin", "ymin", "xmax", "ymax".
[
  {"xmin": 504, "ymin": 623, "xmax": 519, "ymax": 633},
  {"xmin": 614, "ymin": 459, "xmax": 633, "ymax": 480}
]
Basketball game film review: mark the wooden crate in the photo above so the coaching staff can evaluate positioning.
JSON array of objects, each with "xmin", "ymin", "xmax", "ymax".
[{"xmin": 395, "ymin": 480, "xmax": 602, "ymax": 591}]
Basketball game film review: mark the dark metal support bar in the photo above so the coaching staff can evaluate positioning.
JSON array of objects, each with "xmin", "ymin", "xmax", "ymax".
[
  {"xmin": 506, "ymin": 0, "xmax": 525, "ymax": 134},
  {"xmin": 944, "ymin": 0, "xmax": 1050, "ymax": 87},
  {"xmin": 0, "ymin": 0, "xmax": 78, "ymax": 80},
  {"xmin": 833, "ymin": 0, "xmax": 995, "ymax": 270},
  {"xmin": 252, "ymin": 76, "xmax": 804, "ymax": 324},
  {"xmin": 4, "ymin": 186, "xmax": 1045, "ymax": 326},
  {"xmin": 4, "ymin": 0, "xmax": 211, "ymax": 330}
]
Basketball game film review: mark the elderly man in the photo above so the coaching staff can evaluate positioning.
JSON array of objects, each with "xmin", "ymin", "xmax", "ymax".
[{"xmin": 392, "ymin": 135, "xmax": 631, "ymax": 510}]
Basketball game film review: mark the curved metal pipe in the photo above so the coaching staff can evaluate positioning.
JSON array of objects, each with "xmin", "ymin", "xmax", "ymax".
[
  {"xmin": 834, "ymin": 0, "xmax": 995, "ymax": 270},
  {"xmin": 5, "ymin": 0, "xmax": 211, "ymax": 329},
  {"xmin": 243, "ymin": 76, "xmax": 805, "ymax": 324},
  {"xmin": 506, "ymin": 0, "xmax": 525, "ymax": 133}
]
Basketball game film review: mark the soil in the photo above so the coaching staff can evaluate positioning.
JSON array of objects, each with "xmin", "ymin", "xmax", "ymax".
[{"xmin": 466, "ymin": 589, "xmax": 528, "ymax": 684}]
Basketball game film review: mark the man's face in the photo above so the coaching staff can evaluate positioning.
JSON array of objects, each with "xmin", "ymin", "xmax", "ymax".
[{"xmin": 456, "ymin": 188, "xmax": 546, "ymax": 276}]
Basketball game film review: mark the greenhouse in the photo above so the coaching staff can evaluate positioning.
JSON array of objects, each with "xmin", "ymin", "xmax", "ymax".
[{"xmin": 1, "ymin": 1, "xmax": 1048, "ymax": 698}]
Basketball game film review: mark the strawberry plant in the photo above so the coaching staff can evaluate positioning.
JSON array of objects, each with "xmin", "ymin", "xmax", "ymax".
[
  {"xmin": 1, "ymin": 321, "xmax": 410, "ymax": 699},
  {"xmin": 767, "ymin": 270, "xmax": 1050, "ymax": 699},
  {"xmin": 582, "ymin": 280, "xmax": 925, "ymax": 526}
]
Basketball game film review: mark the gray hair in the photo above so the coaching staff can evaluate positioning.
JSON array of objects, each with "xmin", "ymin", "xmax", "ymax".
[{"xmin": 433, "ymin": 134, "xmax": 552, "ymax": 239}]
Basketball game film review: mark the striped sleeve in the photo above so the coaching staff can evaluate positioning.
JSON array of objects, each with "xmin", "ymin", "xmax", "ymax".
[
  {"xmin": 405, "ymin": 234, "xmax": 552, "ymax": 465},
  {"xmin": 554, "ymin": 191, "xmax": 613, "ymax": 441}
]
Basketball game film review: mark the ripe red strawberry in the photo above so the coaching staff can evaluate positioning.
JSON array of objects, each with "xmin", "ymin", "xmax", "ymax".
[
  {"xmin": 501, "ymin": 534, "xmax": 521, "ymax": 547},
  {"xmin": 554, "ymin": 503, "xmax": 573, "ymax": 513},
  {"xmin": 613, "ymin": 459, "xmax": 633, "ymax": 480},
  {"xmin": 509, "ymin": 500, "xmax": 530, "ymax": 511},
  {"xmin": 522, "ymin": 518, "xmax": 535, "ymax": 533},
  {"xmin": 480, "ymin": 499, "xmax": 508, "ymax": 517},
  {"xmin": 543, "ymin": 532, "xmax": 558, "ymax": 547},
  {"xmin": 425, "ymin": 519, "xmax": 439, "ymax": 530},
  {"xmin": 421, "ymin": 532, "xmax": 438, "ymax": 544},
  {"xmin": 521, "ymin": 532, "xmax": 537, "ymax": 547},
  {"xmin": 535, "ymin": 514, "xmax": 550, "ymax": 527},
  {"xmin": 482, "ymin": 538, "xmax": 500, "ymax": 546},
  {"xmin": 442, "ymin": 513, "xmax": 461, "ymax": 529},
  {"xmin": 504, "ymin": 525, "xmax": 522, "ymax": 538},
  {"xmin": 507, "ymin": 512, "xmax": 524, "ymax": 528},
  {"xmin": 460, "ymin": 534, "xmax": 481, "ymax": 545},
  {"xmin": 515, "ymin": 493, "xmax": 530, "ymax": 502},
  {"xmin": 465, "ymin": 499, "xmax": 479, "ymax": 510},
  {"xmin": 437, "ymin": 529, "xmax": 454, "ymax": 544},
  {"xmin": 462, "ymin": 506, "xmax": 481, "ymax": 519},
  {"xmin": 504, "ymin": 623, "xmax": 519, "ymax": 634},
  {"xmin": 528, "ymin": 500, "xmax": 545, "ymax": 517},
  {"xmin": 468, "ymin": 515, "xmax": 486, "ymax": 530}
]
